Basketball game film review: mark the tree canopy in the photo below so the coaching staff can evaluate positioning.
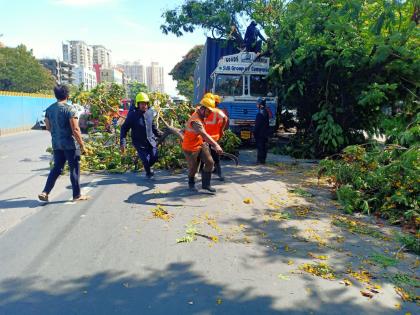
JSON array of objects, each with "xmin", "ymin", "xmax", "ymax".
[
  {"xmin": 0, "ymin": 45, "xmax": 55, "ymax": 93},
  {"xmin": 127, "ymin": 81, "xmax": 148, "ymax": 101},
  {"xmin": 161, "ymin": 0, "xmax": 252, "ymax": 39},
  {"xmin": 169, "ymin": 45, "xmax": 203, "ymax": 101},
  {"xmin": 163, "ymin": 0, "xmax": 419, "ymax": 158}
]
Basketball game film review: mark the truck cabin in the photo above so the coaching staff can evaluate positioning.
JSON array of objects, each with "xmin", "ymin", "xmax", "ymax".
[{"xmin": 213, "ymin": 73, "xmax": 270, "ymax": 98}]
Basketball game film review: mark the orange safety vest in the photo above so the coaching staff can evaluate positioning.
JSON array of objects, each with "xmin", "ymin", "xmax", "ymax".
[
  {"xmin": 182, "ymin": 111, "xmax": 204, "ymax": 152},
  {"xmin": 204, "ymin": 109, "xmax": 227, "ymax": 142}
]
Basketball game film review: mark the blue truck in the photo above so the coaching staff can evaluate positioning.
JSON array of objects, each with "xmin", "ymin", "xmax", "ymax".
[{"xmin": 193, "ymin": 37, "xmax": 278, "ymax": 140}]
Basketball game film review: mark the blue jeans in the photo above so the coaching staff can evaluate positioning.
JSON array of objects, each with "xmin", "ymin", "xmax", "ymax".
[
  {"xmin": 43, "ymin": 149, "xmax": 81, "ymax": 198},
  {"xmin": 135, "ymin": 145, "xmax": 158, "ymax": 175}
]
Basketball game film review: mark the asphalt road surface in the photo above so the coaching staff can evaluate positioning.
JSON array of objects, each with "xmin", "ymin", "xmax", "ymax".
[{"xmin": 0, "ymin": 131, "xmax": 418, "ymax": 315}]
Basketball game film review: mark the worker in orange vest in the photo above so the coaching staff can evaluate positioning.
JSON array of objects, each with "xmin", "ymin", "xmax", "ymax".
[
  {"xmin": 203, "ymin": 93, "xmax": 228, "ymax": 181},
  {"xmin": 182, "ymin": 97, "xmax": 223, "ymax": 193}
]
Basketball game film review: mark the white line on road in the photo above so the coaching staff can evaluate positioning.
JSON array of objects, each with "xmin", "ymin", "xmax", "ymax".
[{"xmin": 64, "ymin": 178, "xmax": 99, "ymax": 205}]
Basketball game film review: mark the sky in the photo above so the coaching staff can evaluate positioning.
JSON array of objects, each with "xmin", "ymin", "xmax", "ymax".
[{"xmin": 0, "ymin": 0, "xmax": 209, "ymax": 96}]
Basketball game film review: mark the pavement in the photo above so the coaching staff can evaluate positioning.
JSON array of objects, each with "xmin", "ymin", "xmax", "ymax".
[{"xmin": 0, "ymin": 131, "xmax": 418, "ymax": 315}]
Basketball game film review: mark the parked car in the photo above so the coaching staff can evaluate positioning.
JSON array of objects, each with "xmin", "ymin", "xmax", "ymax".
[{"xmin": 36, "ymin": 110, "xmax": 47, "ymax": 129}]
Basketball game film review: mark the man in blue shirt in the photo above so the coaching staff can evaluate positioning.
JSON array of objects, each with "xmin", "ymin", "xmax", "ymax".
[
  {"xmin": 120, "ymin": 92, "xmax": 162, "ymax": 178},
  {"xmin": 38, "ymin": 85, "xmax": 88, "ymax": 202}
]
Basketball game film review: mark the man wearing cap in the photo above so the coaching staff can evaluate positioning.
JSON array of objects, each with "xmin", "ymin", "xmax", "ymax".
[
  {"xmin": 120, "ymin": 92, "xmax": 162, "ymax": 178},
  {"xmin": 254, "ymin": 97, "xmax": 270, "ymax": 164},
  {"xmin": 182, "ymin": 97, "xmax": 223, "ymax": 193},
  {"xmin": 203, "ymin": 93, "xmax": 228, "ymax": 181}
]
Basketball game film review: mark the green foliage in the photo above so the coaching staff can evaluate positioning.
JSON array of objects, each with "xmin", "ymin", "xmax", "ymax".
[
  {"xmin": 385, "ymin": 272, "xmax": 420, "ymax": 301},
  {"xmin": 68, "ymin": 88, "xmax": 194, "ymax": 173},
  {"xmin": 288, "ymin": 187, "xmax": 314, "ymax": 197},
  {"xmin": 155, "ymin": 140, "xmax": 186, "ymax": 170},
  {"xmin": 176, "ymin": 224, "xmax": 198, "ymax": 243},
  {"xmin": 261, "ymin": 0, "xmax": 419, "ymax": 158},
  {"xmin": 170, "ymin": 45, "xmax": 202, "ymax": 101},
  {"xmin": 320, "ymin": 112, "xmax": 420, "ymax": 228},
  {"xmin": 127, "ymin": 81, "xmax": 148, "ymax": 101},
  {"xmin": 332, "ymin": 215, "xmax": 386, "ymax": 240},
  {"xmin": 0, "ymin": 45, "xmax": 55, "ymax": 92},
  {"xmin": 369, "ymin": 253, "xmax": 398, "ymax": 268},
  {"xmin": 219, "ymin": 129, "xmax": 241, "ymax": 155},
  {"xmin": 169, "ymin": 45, "xmax": 202, "ymax": 101},
  {"xmin": 395, "ymin": 232, "xmax": 420, "ymax": 255},
  {"xmin": 161, "ymin": 0, "xmax": 252, "ymax": 39}
]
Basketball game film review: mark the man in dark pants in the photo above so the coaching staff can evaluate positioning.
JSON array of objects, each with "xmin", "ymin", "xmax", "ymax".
[
  {"xmin": 244, "ymin": 21, "xmax": 266, "ymax": 54},
  {"xmin": 203, "ymin": 93, "xmax": 228, "ymax": 181},
  {"xmin": 120, "ymin": 92, "xmax": 162, "ymax": 178},
  {"xmin": 253, "ymin": 97, "xmax": 270, "ymax": 164},
  {"xmin": 38, "ymin": 85, "xmax": 88, "ymax": 202}
]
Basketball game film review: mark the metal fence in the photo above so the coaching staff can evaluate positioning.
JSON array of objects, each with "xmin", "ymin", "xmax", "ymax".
[{"xmin": 0, "ymin": 91, "xmax": 55, "ymax": 136}]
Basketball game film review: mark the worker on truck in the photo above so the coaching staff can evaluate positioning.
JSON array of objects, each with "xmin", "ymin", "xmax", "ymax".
[
  {"xmin": 203, "ymin": 93, "xmax": 228, "ymax": 181},
  {"xmin": 182, "ymin": 97, "xmax": 223, "ymax": 193},
  {"xmin": 244, "ymin": 21, "xmax": 266, "ymax": 54}
]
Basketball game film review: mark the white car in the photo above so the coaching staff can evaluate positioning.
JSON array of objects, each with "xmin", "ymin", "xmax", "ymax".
[
  {"xmin": 36, "ymin": 110, "xmax": 47, "ymax": 129},
  {"xmin": 36, "ymin": 104, "xmax": 86, "ymax": 130}
]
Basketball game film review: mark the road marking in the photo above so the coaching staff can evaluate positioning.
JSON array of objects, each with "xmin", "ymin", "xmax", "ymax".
[
  {"xmin": 64, "ymin": 178, "xmax": 99, "ymax": 205},
  {"xmin": 0, "ymin": 155, "xmax": 8, "ymax": 159}
]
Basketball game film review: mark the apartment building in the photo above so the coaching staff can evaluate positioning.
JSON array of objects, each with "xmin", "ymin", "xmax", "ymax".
[
  {"xmin": 146, "ymin": 62, "xmax": 164, "ymax": 93},
  {"xmin": 100, "ymin": 68, "xmax": 123, "ymax": 85},
  {"xmin": 39, "ymin": 58, "xmax": 76, "ymax": 85},
  {"xmin": 117, "ymin": 61, "xmax": 145, "ymax": 84},
  {"xmin": 62, "ymin": 40, "xmax": 93, "ymax": 70},
  {"xmin": 74, "ymin": 66, "xmax": 97, "ymax": 90},
  {"xmin": 92, "ymin": 45, "xmax": 112, "ymax": 68}
]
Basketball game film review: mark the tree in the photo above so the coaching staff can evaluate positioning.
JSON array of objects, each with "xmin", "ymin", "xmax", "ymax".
[
  {"xmin": 162, "ymin": 0, "xmax": 419, "ymax": 158},
  {"xmin": 127, "ymin": 81, "xmax": 148, "ymax": 101},
  {"xmin": 161, "ymin": 0, "xmax": 252, "ymax": 41},
  {"xmin": 169, "ymin": 45, "xmax": 203, "ymax": 101},
  {"xmin": 0, "ymin": 45, "xmax": 55, "ymax": 93},
  {"xmin": 255, "ymin": 0, "xmax": 419, "ymax": 157}
]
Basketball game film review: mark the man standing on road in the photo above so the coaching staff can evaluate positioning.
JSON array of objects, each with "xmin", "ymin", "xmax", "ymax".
[
  {"xmin": 253, "ymin": 97, "xmax": 270, "ymax": 164},
  {"xmin": 203, "ymin": 93, "xmax": 228, "ymax": 181},
  {"xmin": 38, "ymin": 85, "xmax": 88, "ymax": 202},
  {"xmin": 182, "ymin": 97, "xmax": 223, "ymax": 193},
  {"xmin": 120, "ymin": 92, "xmax": 162, "ymax": 179}
]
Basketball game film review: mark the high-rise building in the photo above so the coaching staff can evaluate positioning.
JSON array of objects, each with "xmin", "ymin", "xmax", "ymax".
[
  {"xmin": 74, "ymin": 66, "xmax": 97, "ymax": 90},
  {"xmin": 117, "ymin": 61, "xmax": 145, "ymax": 84},
  {"xmin": 62, "ymin": 40, "xmax": 93, "ymax": 70},
  {"xmin": 146, "ymin": 62, "xmax": 164, "ymax": 93},
  {"xmin": 39, "ymin": 58, "xmax": 76, "ymax": 86},
  {"xmin": 92, "ymin": 45, "xmax": 112, "ymax": 68}
]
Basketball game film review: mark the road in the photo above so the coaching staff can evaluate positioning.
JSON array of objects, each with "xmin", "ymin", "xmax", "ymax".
[{"xmin": 0, "ymin": 131, "xmax": 418, "ymax": 315}]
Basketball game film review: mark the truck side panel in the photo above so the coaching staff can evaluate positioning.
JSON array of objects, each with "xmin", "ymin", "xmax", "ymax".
[{"xmin": 193, "ymin": 37, "xmax": 238, "ymax": 105}]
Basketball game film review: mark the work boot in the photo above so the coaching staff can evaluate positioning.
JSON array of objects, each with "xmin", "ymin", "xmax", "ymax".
[
  {"xmin": 188, "ymin": 176, "xmax": 198, "ymax": 192},
  {"xmin": 214, "ymin": 163, "xmax": 225, "ymax": 181},
  {"xmin": 202, "ymin": 171, "xmax": 216, "ymax": 193}
]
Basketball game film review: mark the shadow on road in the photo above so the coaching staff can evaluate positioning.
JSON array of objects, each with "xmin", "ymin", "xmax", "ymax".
[{"xmin": 0, "ymin": 262, "xmax": 396, "ymax": 315}]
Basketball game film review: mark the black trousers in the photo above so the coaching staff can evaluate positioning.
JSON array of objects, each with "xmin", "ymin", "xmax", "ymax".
[
  {"xmin": 43, "ymin": 149, "xmax": 81, "ymax": 198},
  {"xmin": 256, "ymin": 137, "xmax": 268, "ymax": 163},
  {"xmin": 210, "ymin": 146, "xmax": 220, "ymax": 167}
]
